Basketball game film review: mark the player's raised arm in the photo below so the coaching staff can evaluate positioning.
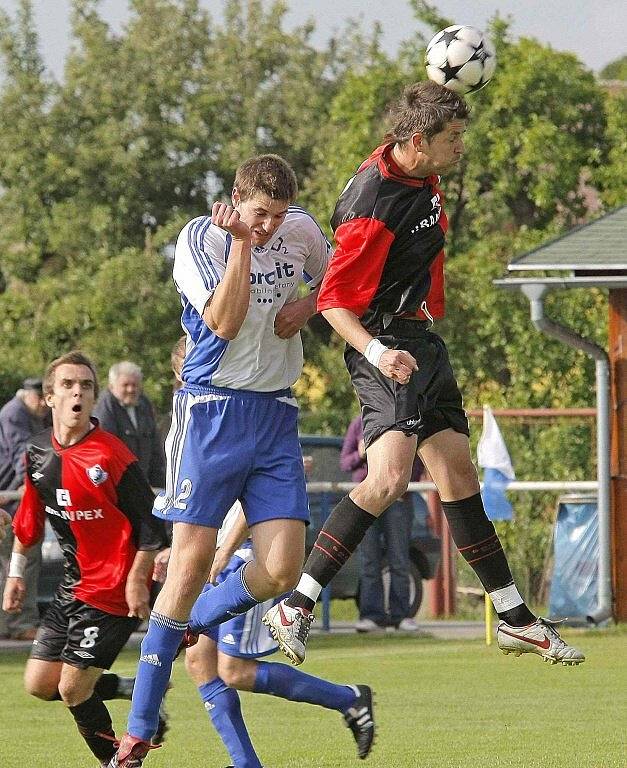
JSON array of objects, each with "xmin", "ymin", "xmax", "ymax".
[{"xmin": 202, "ymin": 201, "xmax": 253, "ymax": 340}]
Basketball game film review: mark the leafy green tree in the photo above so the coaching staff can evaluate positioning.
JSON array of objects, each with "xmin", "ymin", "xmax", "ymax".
[
  {"xmin": 0, "ymin": 0, "xmax": 54, "ymax": 284},
  {"xmin": 599, "ymin": 55, "xmax": 627, "ymax": 81},
  {"xmin": 591, "ymin": 85, "xmax": 627, "ymax": 209}
]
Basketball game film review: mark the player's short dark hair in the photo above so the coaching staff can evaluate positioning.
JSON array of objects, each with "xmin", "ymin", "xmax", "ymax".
[
  {"xmin": 234, "ymin": 154, "xmax": 298, "ymax": 203},
  {"xmin": 43, "ymin": 351, "xmax": 99, "ymax": 398},
  {"xmin": 384, "ymin": 81, "xmax": 470, "ymax": 143}
]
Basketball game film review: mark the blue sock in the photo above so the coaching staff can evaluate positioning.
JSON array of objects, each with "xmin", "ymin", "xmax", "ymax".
[
  {"xmin": 198, "ymin": 677, "xmax": 262, "ymax": 768},
  {"xmin": 253, "ymin": 661, "xmax": 357, "ymax": 713},
  {"xmin": 190, "ymin": 566, "xmax": 258, "ymax": 633},
  {"xmin": 127, "ymin": 612, "xmax": 186, "ymax": 741}
]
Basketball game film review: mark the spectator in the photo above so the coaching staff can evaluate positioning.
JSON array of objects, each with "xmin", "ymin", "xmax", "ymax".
[
  {"xmin": 94, "ymin": 361, "xmax": 165, "ymax": 487},
  {"xmin": 0, "ymin": 377, "xmax": 49, "ymax": 640},
  {"xmin": 0, "ymin": 508, "xmax": 11, "ymax": 542},
  {"xmin": 340, "ymin": 415, "xmax": 425, "ymax": 632}
]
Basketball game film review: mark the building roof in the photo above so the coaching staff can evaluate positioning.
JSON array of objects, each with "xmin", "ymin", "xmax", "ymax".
[{"xmin": 508, "ymin": 205, "xmax": 627, "ymax": 272}]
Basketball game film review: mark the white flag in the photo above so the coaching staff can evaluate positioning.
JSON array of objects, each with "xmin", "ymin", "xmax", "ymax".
[{"xmin": 477, "ymin": 406, "xmax": 515, "ymax": 520}]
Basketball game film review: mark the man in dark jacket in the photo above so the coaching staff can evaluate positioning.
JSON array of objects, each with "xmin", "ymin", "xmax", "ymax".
[
  {"xmin": 94, "ymin": 362, "xmax": 165, "ymax": 488},
  {"xmin": 0, "ymin": 377, "xmax": 49, "ymax": 639}
]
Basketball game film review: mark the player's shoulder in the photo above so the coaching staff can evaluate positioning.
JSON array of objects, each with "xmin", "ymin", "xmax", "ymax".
[
  {"xmin": 26, "ymin": 427, "xmax": 53, "ymax": 458},
  {"xmin": 283, "ymin": 205, "xmax": 328, "ymax": 240},
  {"xmin": 179, "ymin": 214, "xmax": 211, "ymax": 234},
  {"xmin": 177, "ymin": 214, "xmax": 228, "ymax": 258},
  {"xmin": 89, "ymin": 425, "xmax": 137, "ymax": 467}
]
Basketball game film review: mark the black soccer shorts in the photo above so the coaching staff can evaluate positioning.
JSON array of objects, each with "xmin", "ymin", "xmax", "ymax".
[
  {"xmin": 30, "ymin": 592, "xmax": 140, "ymax": 670},
  {"xmin": 345, "ymin": 321, "xmax": 470, "ymax": 449}
]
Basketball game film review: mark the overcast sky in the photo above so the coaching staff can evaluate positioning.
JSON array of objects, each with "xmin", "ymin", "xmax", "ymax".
[{"xmin": 1, "ymin": 0, "xmax": 624, "ymax": 78}]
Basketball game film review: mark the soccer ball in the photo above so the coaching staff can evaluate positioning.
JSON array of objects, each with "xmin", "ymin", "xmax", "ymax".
[{"xmin": 425, "ymin": 25, "xmax": 496, "ymax": 95}]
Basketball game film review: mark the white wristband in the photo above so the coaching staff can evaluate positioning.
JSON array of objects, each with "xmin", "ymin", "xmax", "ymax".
[
  {"xmin": 363, "ymin": 338, "xmax": 388, "ymax": 368},
  {"xmin": 8, "ymin": 552, "xmax": 27, "ymax": 579}
]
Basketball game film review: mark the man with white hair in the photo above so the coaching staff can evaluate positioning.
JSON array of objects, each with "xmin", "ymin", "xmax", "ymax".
[{"xmin": 94, "ymin": 362, "xmax": 165, "ymax": 488}]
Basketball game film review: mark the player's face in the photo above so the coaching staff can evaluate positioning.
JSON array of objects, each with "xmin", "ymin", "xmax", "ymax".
[
  {"xmin": 422, "ymin": 120, "xmax": 466, "ymax": 172},
  {"xmin": 46, "ymin": 364, "xmax": 96, "ymax": 433},
  {"xmin": 233, "ymin": 192, "xmax": 289, "ymax": 247},
  {"xmin": 111, "ymin": 373, "xmax": 141, "ymax": 406}
]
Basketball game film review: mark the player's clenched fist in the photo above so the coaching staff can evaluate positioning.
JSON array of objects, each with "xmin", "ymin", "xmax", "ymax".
[
  {"xmin": 211, "ymin": 201, "xmax": 252, "ymax": 241},
  {"xmin": 3, "ymin": 578, "xmax": 25, "ymax": 613},
  {"xmin": 379, "ymin": 349, "xmax": 418, "ymax": 384}
]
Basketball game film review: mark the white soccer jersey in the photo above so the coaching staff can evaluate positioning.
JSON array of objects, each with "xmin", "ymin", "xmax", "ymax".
[{"xmin": 174, "ymin": 206, "xmax": 331, "ymax": 392}]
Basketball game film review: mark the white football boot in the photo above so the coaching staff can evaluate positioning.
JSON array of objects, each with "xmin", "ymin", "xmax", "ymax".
[
  {"xmin": 262, "ymin": 600, "xmax": 314, "ymax": 666},
  {"xmin": 497, "ymin": 617, "xmax": 585, "ymax": 665}
]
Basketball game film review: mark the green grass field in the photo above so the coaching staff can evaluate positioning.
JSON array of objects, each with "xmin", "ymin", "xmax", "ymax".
[{"xmin": 1, "ymin": 626, "xmax": 625, "ymax": 768}]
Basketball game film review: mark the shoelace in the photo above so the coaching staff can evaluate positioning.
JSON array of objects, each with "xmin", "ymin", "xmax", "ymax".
[
  {"xmin": 538, "ymin": 619, "xmax": 570, "ymax": 651},
  {"xmin": 294, "ymin": 610, "xmax": 315, "ymax": 644}
]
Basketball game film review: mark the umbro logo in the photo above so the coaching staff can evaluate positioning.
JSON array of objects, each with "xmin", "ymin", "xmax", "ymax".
[
  {"xmin": 32, "ymin": 471, "xmax": 44, "ymax": 480},
  {"xmin": 74, "ymin": 650, "xmax": 95, "ymax": 659},
  {"xmin": 140, "ymin": 653, "xmax": 162, "ymax": 667}
]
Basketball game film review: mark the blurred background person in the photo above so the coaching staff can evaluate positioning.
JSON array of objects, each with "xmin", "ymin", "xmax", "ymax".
[
  {"xmin": 340, "ymin": 414, "xmax": 424, "ymax": 633},
  {"xmin": 94, "ymin": 361, "xmax": 165, "ymax": 488},
  {"xmin": 0, "ymin": 377, "xmax": 49, "ymax": 640}
]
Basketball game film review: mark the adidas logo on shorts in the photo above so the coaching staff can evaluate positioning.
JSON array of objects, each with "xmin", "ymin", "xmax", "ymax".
[
  {"xmin": 140, "ymin": 653, "xmax": 162, "ymax": 667},
  {"xmin": 221, "ymin": 633, "xmax": 236, "ymax": 645}
]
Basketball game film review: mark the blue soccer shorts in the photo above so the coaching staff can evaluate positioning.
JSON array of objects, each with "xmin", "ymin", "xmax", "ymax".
[
  {"xmin": 153, "ymin": 384, "xmax": 309, "ymax": 529},
  {"xmin": 204, "ymin": 541, "xmax": 280, "ymax": 658}
]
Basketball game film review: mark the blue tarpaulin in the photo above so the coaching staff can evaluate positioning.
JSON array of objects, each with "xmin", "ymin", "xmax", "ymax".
[{"xmin": 548, "ymin": 495, "xmax": 598, "ymax": 620}]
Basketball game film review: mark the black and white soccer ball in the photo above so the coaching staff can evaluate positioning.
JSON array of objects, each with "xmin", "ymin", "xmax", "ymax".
[{"xmin": 425, "ymin": 25, "xmax": 496, "ymax": 95}]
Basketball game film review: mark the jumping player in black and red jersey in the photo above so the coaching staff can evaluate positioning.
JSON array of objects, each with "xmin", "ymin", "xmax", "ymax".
[
  {"xmin": 2, "ymin": 351, "xmax": 169, "ymax": 767},
  {"xmin": 264, "ymin": 81, "xmax": 585, "ymax": 668}
]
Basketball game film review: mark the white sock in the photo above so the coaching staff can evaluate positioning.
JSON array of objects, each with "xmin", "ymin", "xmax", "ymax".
[
  {"xmin": 489, "ymin": 584, "xmax": 524, "ymax": 614},
  {"xmin": 295, "ymin": 573, "xmax": 322, "ymax": 603}
]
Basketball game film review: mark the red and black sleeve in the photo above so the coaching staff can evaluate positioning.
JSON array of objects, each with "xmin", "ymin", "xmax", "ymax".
[
  {"xmin": 317, "ymin": 217, "xmax": 395, "ymax": 317},
  {"xmin": 115, "ymin": 461, "xmax": 168, "ymax": 550},
  {"xmin": 13, "ymin": 458, "xmax": 45, "ymax": 548}
]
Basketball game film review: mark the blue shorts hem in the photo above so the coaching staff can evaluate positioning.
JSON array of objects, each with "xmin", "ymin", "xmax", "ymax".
[
  {"xmin": 152, "ymin": 509, "xmax": 219, "ymax": 528},
  {"xmin": 216, "ymin": 645, "xmax": 278, "ymax": 659}
]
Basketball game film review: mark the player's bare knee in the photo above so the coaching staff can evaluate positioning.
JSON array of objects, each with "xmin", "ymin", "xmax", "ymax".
[
  {"xmin": 266, "ymin": 565, "xmax": 300, "ymax": 595},
  {"xmin": 24, "ymin": 678, "xmax": 58, "ymax": 700},
  {"xmin": 218, "ymin": 663, "xmax": 246, "ymax": 689},
  {"xmin": 57, "ymin": 678, "xmax": 94, "ymax": 707},
  {"xmin": 361, "ymin": 472, "xmax": 409, "ymax": 508},
  {"xmin": 185, "ymin": 650, "xmax": 212, "ymax": 684},
  {"xmin": 23, "ymin": 664, "xmax": 59, "ymax": 700},
  {"xmin": 217, "ymin": 656, "xmax": 252, "ymax": 690}
]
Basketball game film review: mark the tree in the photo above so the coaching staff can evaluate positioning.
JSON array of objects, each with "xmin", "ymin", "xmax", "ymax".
[
  {"xmin": 599, "ymin": 55, "xmax": 627, "ymax": 81},
  {"xmin": 0, "ymin": 0, "xmax": 54, "ymax": 285}
]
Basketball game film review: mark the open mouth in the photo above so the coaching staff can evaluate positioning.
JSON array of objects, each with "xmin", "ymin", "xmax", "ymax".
[{"xmin": 72, "ymin": 404, "xmax": 82, "ymax": 413}]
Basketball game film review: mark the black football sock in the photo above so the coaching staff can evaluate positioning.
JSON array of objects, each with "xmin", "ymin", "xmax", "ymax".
[
  {"xmin": 68, "ymin": 693, "xmax": 117, "ymax": 763},
  {"xmin": 286, "ymin": 495, "xmax": 377, "ymax": 611},
  {"xmin": 94, "ymin": 673, "xmax": 135, "ymax": 700},
  {"xmin": 441, "ymin": 492, "xmax": 536, "ymax": 626}
]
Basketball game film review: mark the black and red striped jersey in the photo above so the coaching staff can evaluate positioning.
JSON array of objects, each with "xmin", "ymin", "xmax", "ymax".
[
  {"xmin": 13, "ymin": 420, "xmax": 167, "ymax": 616},
  {"xmin": 317, "ymin": 143, "xmax": 448, "ymax": 330}
]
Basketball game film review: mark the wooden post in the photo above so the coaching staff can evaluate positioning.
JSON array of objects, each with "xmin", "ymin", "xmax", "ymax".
[
  {"xmin": 609, "ymin": 288, "xmax": 627, "ymax": 621},
  {"xmin": 425, "ymin": 480, "xmax": 456, "ymax": 617}
]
